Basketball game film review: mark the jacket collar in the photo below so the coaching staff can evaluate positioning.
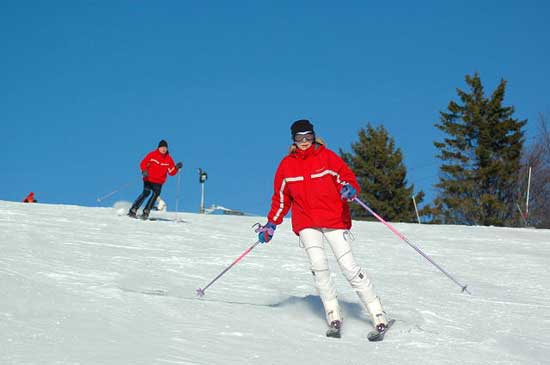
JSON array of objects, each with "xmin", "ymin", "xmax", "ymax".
[
  {"xmin": 291, "ymin": 143, "xmax": 323, "ymax": 159},
  {"xmin": 153, "ymin": 149, "xmax": 169, "ymax": 158}
]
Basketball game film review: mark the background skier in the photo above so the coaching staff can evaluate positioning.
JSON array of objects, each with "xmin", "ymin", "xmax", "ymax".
[
  {"xmin": 154, "ymin": 196, "xmax": 167, "ymax": 212},
  {"xmin": 22, "ymin": 192, "xmax": 37, "ymax": 203},
  {"xmin": 256, "ymin": 119, "xmax": 389, "ymax": 338},
  {"xmin": 128, "ymin": 140, "xmax": 182, "ymax": 219}
]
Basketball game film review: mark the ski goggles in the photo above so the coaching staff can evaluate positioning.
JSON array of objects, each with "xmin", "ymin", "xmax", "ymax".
[{"xmin": 293, "ymin": 133, "xmax": 315, "ymax": 143}]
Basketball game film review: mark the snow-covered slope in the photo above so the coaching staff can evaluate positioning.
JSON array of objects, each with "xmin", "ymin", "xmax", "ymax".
[{"xmin": 1, "ymin": 200, "xmax": 549, "ymax": 364}]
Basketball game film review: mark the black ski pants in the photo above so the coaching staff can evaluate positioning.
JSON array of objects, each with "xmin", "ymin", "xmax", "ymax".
[{"xmin": 130, "ymin": 181, "xmax": 163, "ymax": 215}]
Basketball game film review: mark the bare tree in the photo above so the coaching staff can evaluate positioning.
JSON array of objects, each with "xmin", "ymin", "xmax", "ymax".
[{"xmin": 520, "ymin": 113, "xmax": 550, "ymax": 228}]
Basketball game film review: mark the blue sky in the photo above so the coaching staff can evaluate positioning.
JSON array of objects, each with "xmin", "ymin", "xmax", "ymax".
[{"xmin": 1, "ymin": 1, "xmax": 549, "ymax": 217}]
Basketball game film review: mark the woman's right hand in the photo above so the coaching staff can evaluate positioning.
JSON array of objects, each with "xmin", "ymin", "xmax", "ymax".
[{"xmin": 255, "ymin": 222, "xmax": 276, "ymax": 243}]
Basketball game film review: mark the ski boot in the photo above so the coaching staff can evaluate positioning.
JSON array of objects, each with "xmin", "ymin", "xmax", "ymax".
[
  {"xmin": 376, "ymin": 321, "xmax": 388, "ymax": 333},
  {"xmin": 326, "ymin": 320, "xmax": 342, "ymax": 338},
  {"xmin": 366, "ymin": 297, "xmax": 388, "ymax": 328},
  {"xmin": 367, "ymin": 318, "xmax": 395, "ymax": 342},
  {"xmin": 324, "ymin": 301, "xmax": 343, "ymax": 338},
  {"xmin": 366, "ymin": 297, "xmax": 393, "ymax": 342}
]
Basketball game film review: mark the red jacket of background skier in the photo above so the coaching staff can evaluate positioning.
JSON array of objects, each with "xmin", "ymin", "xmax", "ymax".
[
  {"xmin": 267, "ymin": 143, "xmax": 360, "ymax": 235},
  {"xmin": 22, "ymin": 192, "xmax": 37, "ymax": 203},
  {"xmin": 140, "ymin": 149, "xmax": 178, "ymax": 184}
]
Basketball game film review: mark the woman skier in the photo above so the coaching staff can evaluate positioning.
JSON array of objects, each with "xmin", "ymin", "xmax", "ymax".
[
  {"xmin": 128, "ymin": 140, "xmax": 182, "ymax": 220},
  {"xmin": 256, "ymin": 119, "xmax": 389, "ymax": 338}
]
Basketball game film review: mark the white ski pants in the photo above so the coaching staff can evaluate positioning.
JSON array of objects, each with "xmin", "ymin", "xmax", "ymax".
[{"xmin": 299, "ymin": 228, "xmax": 387, "ymax": 326}]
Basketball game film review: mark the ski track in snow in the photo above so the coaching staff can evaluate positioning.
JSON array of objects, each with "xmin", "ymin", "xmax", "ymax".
[{"xmin": 1, "ymin": 201, "xmax": 550, "ymax": 364}]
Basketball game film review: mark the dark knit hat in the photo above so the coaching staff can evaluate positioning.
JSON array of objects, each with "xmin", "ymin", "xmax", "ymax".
[
  {"xmin": 158, "ymin": 140, "xmax": 168, "ymax": 148},
  {"xmin": 291, "ymin": 119, "xmax": 315, "ymax": 137}
]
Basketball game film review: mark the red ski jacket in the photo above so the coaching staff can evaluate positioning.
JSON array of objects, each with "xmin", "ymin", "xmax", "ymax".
[
  {"xmin": 140, "ymin": 149, "xmax": 178, "ymax": 184},
  {"xmin": 267, "ymin": 143, "xmax": 360, "ymax": 235}
]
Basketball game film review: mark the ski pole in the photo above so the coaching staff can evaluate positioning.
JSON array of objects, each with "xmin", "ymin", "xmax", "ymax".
[
  {"xmin": 96, "ymin": 180, "xmax": 133, "ymax": 203},
  {"xmin": 175, "ymin": 170, "xmax": 182, "ymax": 221},
  {"xmin": 353, "ymin": 197, "xmax": 471, "ymax": 295},
  {"xmin": 196, "ymin": 241, "xmax": 261, "ymax": 297}
]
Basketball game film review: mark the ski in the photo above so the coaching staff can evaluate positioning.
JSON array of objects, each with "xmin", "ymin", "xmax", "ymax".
[
  {"xmin": 127, "ymin": 214, "xmax": 186, "ymax": 223},
  {"xmin": 326, "ymin": 327, "xmax": 341, "ymax": 338},
  {"xmin": 367, "ymin": 319, "xmax": 395, "ymax": 342},
  {"xmin": 125, "ymin": 212, "xmax": 150, "ymax": 220}
]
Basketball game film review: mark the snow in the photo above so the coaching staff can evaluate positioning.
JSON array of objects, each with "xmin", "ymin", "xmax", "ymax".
[{"xmin": 1, "ymin": 200, "xmax": 549, "ymax": 364}]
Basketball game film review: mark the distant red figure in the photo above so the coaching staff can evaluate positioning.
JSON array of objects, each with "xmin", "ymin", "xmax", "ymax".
[{"xmin": 23, "ymin": 192, "xmax": 37, "ymax": 203}]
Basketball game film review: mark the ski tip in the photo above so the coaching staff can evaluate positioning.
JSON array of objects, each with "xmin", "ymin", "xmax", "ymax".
[{"xmin": 196, "ymin": 288, "xmax": 205, "ymax": 297}]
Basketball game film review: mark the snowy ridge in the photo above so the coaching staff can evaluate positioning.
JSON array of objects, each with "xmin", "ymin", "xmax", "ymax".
[{"xmin": 1, "ymin": 200, "xmax": 549, "ymax": 364}]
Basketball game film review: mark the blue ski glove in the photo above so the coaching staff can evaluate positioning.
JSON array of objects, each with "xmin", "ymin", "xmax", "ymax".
[
  {"xmin": 175, "ymin": 161, "xmax": 183, "ymax": 170},
  {"xmin": 256, "ymin": 222, "xmax": 276, "ymax": 243},
  {"xmin": 340, "ymin": 184, "xmax": 357, "ymax": 201},
  {"xmin": 142, "ymin": 170, "xmax": 149, "ymax": 178}
]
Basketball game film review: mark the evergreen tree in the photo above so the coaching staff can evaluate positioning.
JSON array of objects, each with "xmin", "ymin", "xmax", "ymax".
[
  {"xmin": 432, "ymin": 73, "xmax": 526, "ymax": 226},
  {"xmin": 341, "ymin": 123, "xmax": 425, "ymax": 222}
]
